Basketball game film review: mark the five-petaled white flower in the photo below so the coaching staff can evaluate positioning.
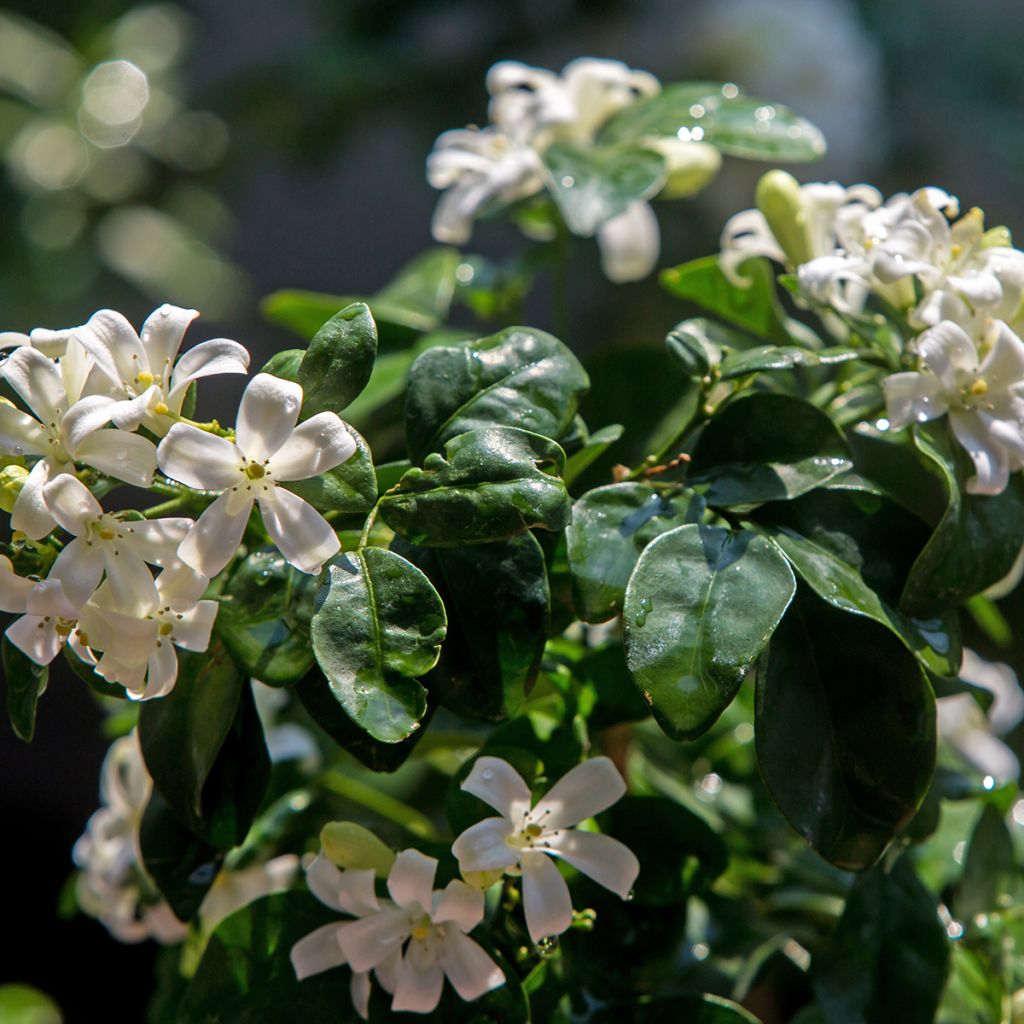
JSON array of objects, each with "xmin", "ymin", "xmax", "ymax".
[
  {"xmin": 292, "ymin": 848, "xmax": 505, "ymax": 1018},
  {"xmin": 452, "ymin": 755, "xmax": 639, "ymax": 944},
  {"xmin": 0, "ymin": 555, "xmax": 80, "ymax": 665},
  {"xmin": 883, "ymin": 319, "xmax": 1024, "ymax": 495},
  {"xmin": 76, "ymin": 304, "xmax": 250, "ymax": 436},
  {"xmin": 157, "ymin": 373, "xmax": 356, "ymax": 577}
]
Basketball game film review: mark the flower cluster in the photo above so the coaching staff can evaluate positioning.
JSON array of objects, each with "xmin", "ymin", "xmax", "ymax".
[
  {"xmin": 292, "ymin": 755, "xmax": 639, "ymax": 1017},
  {"xmin": 0, "ymin": 304, "xmax": 356, "ymax": 697},
  {"xmin": 720, "ymin": 172, "xmax": 1024, "ymax": 494},
  {"xmin": 428, "ymin": 58, "xmax": 721, "ymax": 283}
]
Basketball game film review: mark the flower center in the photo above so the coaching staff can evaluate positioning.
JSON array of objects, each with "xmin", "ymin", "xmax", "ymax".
[
  {"xmin": 410, "ymin": 916, "xmax": 432, "ymax": 941},
  {"xmin": 245, "ymin": 462, "xmax": 266, "ymax": 480},
  {"xmin": 970, "ymin": 378, "xmax": 989, "ymax": 397},
  {"xmin": 136, "ymin": 370, "xmax": 156, "ymax": 388}
]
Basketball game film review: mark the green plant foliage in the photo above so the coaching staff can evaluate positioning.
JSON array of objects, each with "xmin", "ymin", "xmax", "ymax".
[
  {"xmin": 378, "ymin": 427, "xmax": 571, "ymax": 546},
  {"xmin": 403, "ymin": 326, "xmax": 589, "ymax": 464},
  {"xmin": 2, "ymin": 633, "xmax": 47, "ymax": 742},
  {"xmin": 0, "ymin": 985, "xmax": 62, "ymax": 1024},
  {"xmin": 625, "ymin": 523, "xmax": 795, "ymax": 739},
  {"xmin": 309, "ymin": 548, "xmax": 446, "ymax": 743},
  {"xmin": 284, "ymin": 423, "xmax": 378, "ymax": 515}
]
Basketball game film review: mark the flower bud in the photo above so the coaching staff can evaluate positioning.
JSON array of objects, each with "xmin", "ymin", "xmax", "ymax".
[
  {"xmin": 0, "ymin": 464, "xmax": 28, "ymax": 513},
  {"xmin": 648, "ymin": 139, "xmax": 722, "ymax": 199},
  {"xmin": 319, "ymin": 821, "xmax": 395, "ymax": 877},
  {"xmin": 755, "ymin": 169, "xmax": 811, "ymax": 267}
]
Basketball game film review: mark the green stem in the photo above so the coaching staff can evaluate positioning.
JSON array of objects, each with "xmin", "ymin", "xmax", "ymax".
[
  {"xmin": 143, "ymin": 494, "xmax": 194, "ymax": 519},
  {"xmin": 358, "ymin": 502, "xmax": 381, "ymax": 549},
  {"xmin": 319, "ymin": 770, "xmax": 441, "ymax": 842}
]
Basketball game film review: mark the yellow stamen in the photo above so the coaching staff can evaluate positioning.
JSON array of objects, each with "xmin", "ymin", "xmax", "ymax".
[
  {"xmin": 159, "ymin": 621, "xmax": 174, "ymax": 636},
  {"xmin": 245, "ymin": 463, "xmax": 266, "ymax": 480},
  {"xmin": 971, "ymin": 379, "xmax": 989, "ymax": 397},
  {"xmin": 137, "ymin": 370, "xmax": 155, "ymax": 388},
  {"xmin": 411, "ymin": 924, "xmax": 431, "ymax": 941},
  {"xmin": 525, "ymin": 823, "xmax": 543, "ymax": 838},
  {"xmin": 153, "ymin": 401, "xmax": 170, "ymax": 416}
]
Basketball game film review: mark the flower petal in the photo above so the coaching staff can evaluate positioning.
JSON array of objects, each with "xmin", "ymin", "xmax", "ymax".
[
  {"xmin": 440, "ymin": 931, "xmax": 505, "ymax": 1002},
  {"xmin": 0, "ymin": 556, "xmax": 35, "ymax": 613},
  {"xmin": 918, "ymin": 321, "xmax": 978, "ymax": 390},
  {"xmin": 236, "ymin": 373, "xmax": 303, "ymax": 461},
  {"xmin": 120, "ymin": 518, "xmax": 193, "ymax": 568},
  {"xmin": 387, "ymin": 848, "xmax": 437, "ymax": 913},
  {"xmin": 391, "ymin": 956, "xmax": 445, "ymax": 1015},
  {"xmin": 531, "ymin": 756, "xmax": 626, "ymax": 830},
  {"xmin": 102, "ymin": 547, "xmax": 159, "ymax": 616},
  {"xmin": 157, "ymin": 424, "xmax": 242, "ymax": 490},
  {"xmin": 950, "ymin": 409, "xmax": 1010, "ymax": 496},
  {"xmin": 337, "ymin": 909, "xmax": 411, "ymax": 972},
  {"xmin": 351, "ymin": 970, "xmax": 371, "ymax": 1020},
  {"xmin": 597, "ymin": 201, "xmax": 660, "ymax": 284},
  {"xmin": 48, "ymin": 537, "xmax": 104, "ymax": 609},
  {"xmin": 433, "ymin": 880, "xmax": 484, "ymax": 932},
  {"xmin": 42, "ymin": 473, "xmax": 102, "ymax": 534},
  {"xmin": 452, "ymin": 817, "xmax": 519, "ymax": 873},
  {"xmin": 305, "ymin": 855, "xmax": 379, "ymax": 916},
  {"xmin": 139, "ymin": 304, "xmax": 198, "ymax": 374},
  {"xmin": 169, "ymin": 601, "xmax": 218, "ymax": 652},
  {"xmin": 460, "ymin": 755, "xmax": 532, "ymax": 821},
  {"xmin": 882, "ymin": 372, "xmax": 948, "ymax": 430},
  {"xmin": 6, "ymin": 614, "xmax": 62, "ymax": 665},
  {"xmin": 270, "ymin": 414, "xmax": 356, "ymax": 481},
  {"xmin": 0, "ymin": 401, "xmax": 48, "ymax": 456},
  {"xmin": 11, "ymin": 459, "xmax": 56, "ymax": 539},
  {"xmin": 980, "ymin": 320, "xmax": 1024, "ymax": 390},
  {"xmin": 137, "ymin": 640, "xmax": 179, "ymax": 700},
  {"xmin": 75, "ymin": 429, "xmax": 157, "ymax": 487},
  {"xmin": 1, "ymin": 346, "xmax": 65, "ymax": 424},
  {"xmin": 520, "ymin": 850, "xmax": 573, "ymax": 943},
  {"xmin": 79, "ymin": 309, "xmax": 147, "ymax": 386},
  {"xmin": 177, "ymin": 489, "xmax": 252, "ymax": 578},
  {"xmin": 62, "ymin": 395, "xmax": 117, "ymax": 454},
  {"xmin": 545, "ymin": 829, "xmax": 639, "ymax": 898},
  {"xmin": 290, "ymin": 923, "xmax": 347, "ymax": 981},
  {"xmin": 259, "ymin": 486, "xmax": 339, "ymax": 575},
  {"xmin": 167, "ymin": 337, "xmax": 250, "ymax": 404}
]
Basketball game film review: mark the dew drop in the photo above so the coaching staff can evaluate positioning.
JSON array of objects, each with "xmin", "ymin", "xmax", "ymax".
[
  {"xmin": 560, "ymin": 175, "xmax": 575, "ymax": 188},
  {"xmin": 634, "ymin": 596, "xmax": 653, "ymax": 627},
  {"xmin": 480, "ymin": 768, "xmax": 495, "ymax": 782},
  {"xmin": 115, "ymin": 446, "xmax": 127, "ymax": 461},
  {"xmin": 624, "ymin": 889, "xmax": 635, "ymax": 902},
  {"xmin": 12, "ymin": 445, "xmax": 23, "ymax": 456}
]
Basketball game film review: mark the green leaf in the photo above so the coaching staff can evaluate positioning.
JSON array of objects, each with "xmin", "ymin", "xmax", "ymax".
[
  {"xmin": 756, "ymin": 591, "xmax": 936, "ymax": 869},
  {"xmin": 902, "ymin": 420, "xmax": 1024, "ymax": 615},
  {"xmin": 588, "ymin": 995, "xmax": 761, "ymax": 1023},
  {"xmin": 406, "ymin": 534, "xmax": 550, "ymax": 721},
  {"xmin": 379, "ymin": 427, "xmax": 571, "ymax": 547},
  {"xmin": 753, "ymin": 488, "xmax": 961, "ymax": 678},
  {"xmin": 3, "ymin": 634, "xmax": 47, "ymax": 742},
  {"xmin": 309, "ymin": 548, "xmax": 445, "ymax": 742},
  {"xmin": 719, "ymin": 344, "xmax": 861, "ymax": 379},
  {"xmin": 260, "ymin": 348, "xmax": 303, "ymax": 380},
  {"xmin": 0, "ymin": 985, "xmax": 62, "ymax": 1024},
  {"xmin": 576, "ymin": 642, "xmax": 651, "ymax": 729},
  {"xmin": 283, "ymin": 422, "xmax": 377, "ymax": 515},
  {"xmin": 137, "ymin": 644, "xmax": 270, "ymax": 847},
  {"xmin": 216, "ymin": 548, "xmax": 320, "ymax": 686},
  {"xmin": 179, "ymin": 892, "xmax": 363, "ymax": 1023},
  {"xmin": 665, "ymin": 317, "xmax": 758, "ymax": 377},
  {"xmin": 541, "ymin": 141, "xmax": 665, "ymax": 235},
  {"xmin": 295, "ymin": 301, "xmax": 377, "ymax": 418},
  {"xmin": 404, "ymin": 326, "xmax": 589, "ymax": 464},
  {"xmin": 624, "ymin": 523, "xmax": 795, "ymax": 739},
  {"xmin": 261, "ymin": 248, "xmax": 462, "ymax": 340},
  {"xmin": 689, "ymin": 393, "xmax": 852, "ymax": 507},
  {"xmin": 139, "ymin": 786, "xmax": 221, "ymax": 921},
  {"xmin": 812, "ymin": 858, "xmax": 949, "ymax": 1024},
  {"xmin": 957, "ymin": 805, "xmax": 1017, "ymax": 921},
  {"xmin": 564, "ymin": 423, "xmax": 623, "ymax": 486},
  {"xmin": 660, "ymin": 255, "xmax": 791, "ymax": 343},
  {"xmin": 599, "ymin": 81, "xmax": 826, "ymax": 162},
  {"xmin": 566, "ymin": 482, "xmax": 709, "ymax": 622}
]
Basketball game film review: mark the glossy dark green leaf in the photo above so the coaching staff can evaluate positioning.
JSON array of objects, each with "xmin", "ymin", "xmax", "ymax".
[
  {"xmin": 690, "ymin": 393, "xmax": 852, "ymax": 507},
  {"xmin": 756, "ymin": 591, "xmax": 936, "ymax": 870},
  {"xmin": 660, "ymin": 255, "xmax": 791, "ymax": 343},
  {"xmin": 262, "ymin": 248, "xmax": 461, "ymax": 340},
  {"xmin": 753, "ymin": 488, "xmax": 961, "ymax": 678},
  {"xmin": 284, "ymin": 422, "xmax": 377, "ymax": 515},
  {"xmin": 625, "ymin": 523, "xmax": 795, "ymax": 739},
  {"xmin": 957, "ymin": 805, "xmax": 1017, "ymax": 921},
  {"xmin": 379, "ymin": 427, "xmax": 571, "ymax": 547},
  {"xmin": 139, "ymin": 786, "xmax": 221, "ymax": 921},
  {"xmin": 938, "ymin": 945, "xmax": 1003, "ymax": 1024},
  {"xmin": 902, "ymin": 421, "xmax": 1024, "ymax": 615},
  {"xmin": 576, "ymin": 642, "xmax": 651, "ymax": 729},
  {"xmin": 0, "ymin": 984, "xmax": 62, "ymax": 1024},
  {"xmin": 310, "ymin": 547, "xmax": 445, "ymax": 742},
  {"xmin": 665, "ymin": 317, "xmax": 759, "ymax": 377},
  {"xmin": 409, "ymin": 534, "xmax": 550, "ymax": 721},
  {"xmin": 564, "ymin": 423, "xmax": 623, "ymax": 486},
  {"xmin": 404, "ymin": 326, "xmax": 589, "ymax": 464},
  {"xmin": 216, "ymin": 548, "xmax": 319, "ymax": 686},
  {"xmin": 599, "ymin": 81, "xmax": 826, "ymax": 162},
  {"xmin": 260, "ymin": 348, "xmax": 303, "ymax": 380},
  {"xmin": 566, "ymin": 482, "xmax": 709, "ymax": 622},
  {"xmin": 588, "ymin": 995, "xmax": 761, "ymax": 1023},
  {"xmin": 179, "ymin": 892, "xmax": 363, "ymax": 1023},
  {"xmin": 719, "ymin": 344, "xmax": 860, "ymax": 379},
  {"xmin": 812, "ymin": 858, "xmax": 949, "ymax": 1024},
  {"xmin": 541, "ymin": 141, "xmax": 665, "ymax": 235},
  {"xmin": 3, "ymin": 634, "xmax": 47, "ymax": 742},
  {"xmin": 138, "ymin": 643, "xmax": 270, "ymax": 847},
  {"xmin": 295, "ymin": 301, "xmax": 377, "ymax": 418}
]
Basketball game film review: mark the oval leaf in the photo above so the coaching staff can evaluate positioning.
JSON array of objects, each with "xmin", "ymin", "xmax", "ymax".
[
  {"xmin": 624, "ymin": 523, "xmax": 795, "ymax": 739},
  {"xmin": 378, "ymin": 426, "xmax": 571, "ymax": 547},
  {"xmin": 296, "ymin": 301, "xmax": 377, "ymax": 418},
  {"xmin": 404, "ymin": 326, "xmax": 589, "ymax": 464},
  {"xmin": 309, "ymin": 548, "xmax": 446, "ymax": 743},
  {"xmin": 756, "ymin": 591, "xmax": 936, "ymax": 869},
  {"xmin": 3, "ymin": 633, "xmax": 48, "ymax": 742}
]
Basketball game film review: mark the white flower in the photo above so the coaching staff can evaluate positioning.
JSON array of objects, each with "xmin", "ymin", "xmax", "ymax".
[
  {"xmin": 73, "ymin": 732, "xmax": 188, "ymax": 945},
  {"xmin": 292, "ymin": 849, "xmax": 504, "ymax": 1018},
  {"xmin": 42, "ymin": 473, "xmax": 189, "ymax": 612},
  {"xmin": 157, "ymin": 373, "xmax": 356, "ymax": 577},
  {"xmin": 76, "ymin": 561, "xmax": 217, "ymax": 701},
  {"xmin": 198, "ymin": 853, "xmax": 300, "ymax": 936},
  {"xmin": 451, "ymin": 755, "xmax": 639, "ymax": 944},
  {"xmin": 882, "ymin": 319, "xmax": 1024, "ymax": 495},
  {"xmin": 0, "ymin": 343, "xmax": 157, "ymax": 538},
  {"xmin": 0, "ymin": 555, "xmax": 80, "ymax": 665},
  {"xmin": 75, "ymin": 304, "xmax": 250, "ymax": 436}
]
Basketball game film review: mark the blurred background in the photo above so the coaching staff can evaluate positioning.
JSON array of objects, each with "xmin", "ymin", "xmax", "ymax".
[{"xmin": 2, "ymin": 0, "xmax": 1024, "ymax": 1018}]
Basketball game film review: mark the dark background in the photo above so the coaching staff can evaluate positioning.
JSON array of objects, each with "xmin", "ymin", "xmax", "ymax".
[{"xmin": 2, "ymin": 0, "xmax": 1024, "ymax": 1019}]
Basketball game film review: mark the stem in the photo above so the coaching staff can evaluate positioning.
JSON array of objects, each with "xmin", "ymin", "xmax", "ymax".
[
  {"xmin": 319, "ymin": 770, "xmax": 441, "ymax": 842},
  {"xmin": 143, "ymin": 494, "xmax": 194, "ymax": 519},
  {"xmin": 358, "ymin": 502, "xmax": 381, "ymax": 549}
]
